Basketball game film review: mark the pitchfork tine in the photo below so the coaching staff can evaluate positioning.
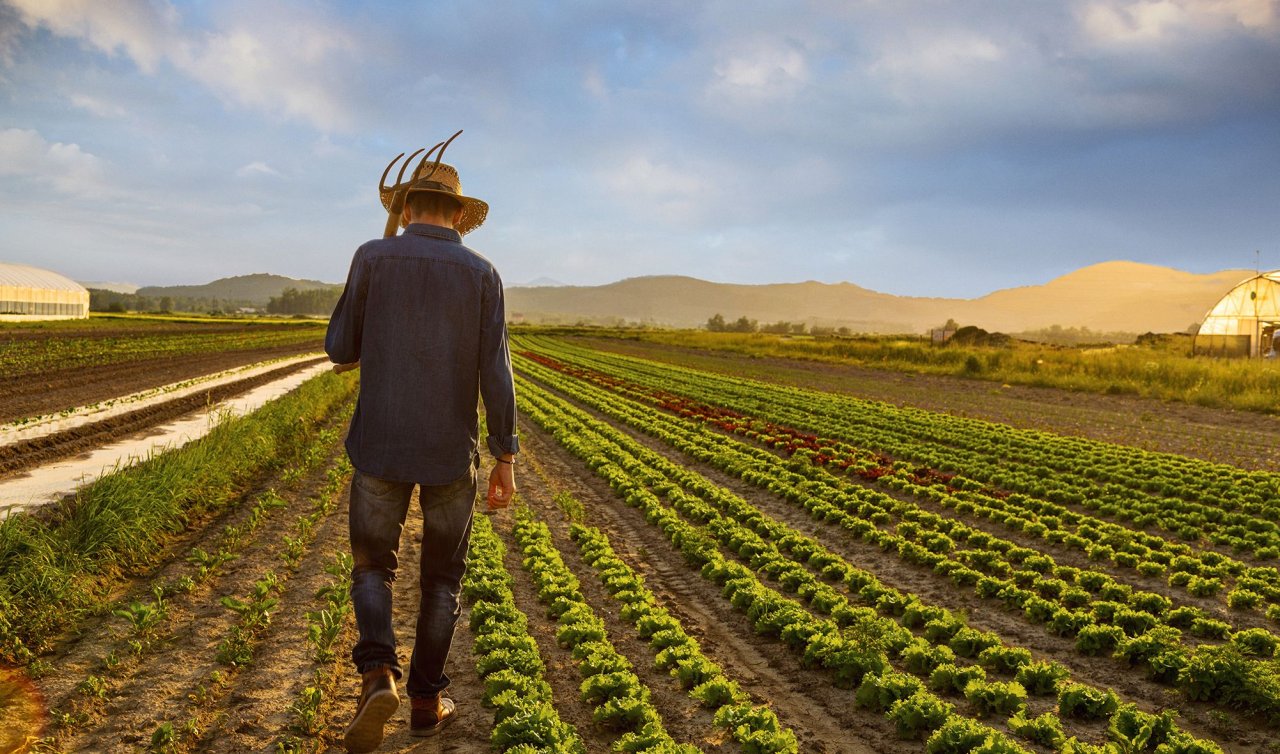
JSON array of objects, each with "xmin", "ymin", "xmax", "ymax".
[
  {"xmin": 379, "ymin": 152, "xmax": 405, "ymax": 192},
  {"xmin": 394, "ymin": 148, "xmax": 427, "ymax": 187},
  {"xmin": 410, "ymin": 139, "xmax": 448, "ymax": 183}
]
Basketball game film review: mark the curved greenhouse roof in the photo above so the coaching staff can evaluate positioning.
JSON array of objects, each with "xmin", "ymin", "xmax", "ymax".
[
  {"xmin": 0, "ymin": 262, "xmax": 90, "ymax": 320},
  {"xmin": 1195, "ymin": 270, "xmax": 1280, "ymax": 357}
]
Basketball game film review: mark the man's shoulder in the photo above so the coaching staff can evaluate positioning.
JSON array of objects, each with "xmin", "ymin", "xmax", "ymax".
[{"xmin": 357, "ymin": 234, "xmax": 495, "ymax": 271}]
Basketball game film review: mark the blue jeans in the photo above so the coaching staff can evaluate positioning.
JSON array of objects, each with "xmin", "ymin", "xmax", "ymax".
[{"xmin": 348, "ymin": 462, "xmax": 477, "ymax": 698}]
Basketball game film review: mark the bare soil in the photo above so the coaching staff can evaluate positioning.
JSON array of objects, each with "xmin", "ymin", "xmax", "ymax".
[
  {"xmin": 0, "ymin": 340, "xmax": 324, "ymax": 425},
  {"xmin": 0, "ymin": 357, "xmax": 327, "ymax": 478}
]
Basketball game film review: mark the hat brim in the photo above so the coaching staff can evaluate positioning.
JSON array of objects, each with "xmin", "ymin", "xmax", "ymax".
[{"xmin": 381, "ymin": 184, "xmax": 488, "ymax": 235}]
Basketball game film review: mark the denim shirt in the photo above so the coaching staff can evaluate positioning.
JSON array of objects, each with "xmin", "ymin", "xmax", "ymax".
[{"xmin": 325, "ymin": 223, "xmax": 519, "ymax": 485}]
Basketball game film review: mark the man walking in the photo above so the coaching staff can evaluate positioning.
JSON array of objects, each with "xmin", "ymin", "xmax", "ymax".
[{"xmin": 326, "ymin": 137, "xmax": 518, "ymax": 752}]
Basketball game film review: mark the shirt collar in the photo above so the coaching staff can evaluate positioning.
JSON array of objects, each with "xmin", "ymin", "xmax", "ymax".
[{"xmin": 405, "ymin": 223, "xmax": 462, "ymax": 243}]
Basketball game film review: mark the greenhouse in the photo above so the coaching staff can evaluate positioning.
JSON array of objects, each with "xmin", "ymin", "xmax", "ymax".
[
  {"xmin": 1194, "ymin": 270, "xmax": 1280, "ymax": 357},
  {"xmin": 0, "ymin": 262, "xmax": 90, "ymax": 320}
]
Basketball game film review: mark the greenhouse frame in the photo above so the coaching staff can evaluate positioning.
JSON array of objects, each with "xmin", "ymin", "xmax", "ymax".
[
  {"xmin": 0, "ymin": 262, "xmax": 90, "ymax": 320},
  {"xmin": 1194, "ymin": 270, "xmax": 1280, "ymax": 358}
]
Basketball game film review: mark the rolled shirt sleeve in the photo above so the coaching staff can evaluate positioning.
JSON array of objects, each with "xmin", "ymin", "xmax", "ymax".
[
  {"xmin": 478, "ymin": 267, "xmax": 519, "ymax": 457},
  {"xmin": 325, "ymin": 246, "xmax": 368, "ymax": 364}
]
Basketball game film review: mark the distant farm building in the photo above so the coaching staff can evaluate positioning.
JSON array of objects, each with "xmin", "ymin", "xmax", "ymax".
[
  {"xmin": 0, "ymin": 262, "xmax": 90, "ymax": 321},
  {"xmin": 1194, "ymin": 270, "xmax": 1280, "ymax": 357}
]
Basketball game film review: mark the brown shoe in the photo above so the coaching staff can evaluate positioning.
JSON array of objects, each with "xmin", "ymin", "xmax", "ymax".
[
  {"xmin": 343, "ymin": 665, "xmax": 400, "ymax": 753},
  {"xmin": 409, "ymin": 693, "xmax": 457, "ymax": 737}
]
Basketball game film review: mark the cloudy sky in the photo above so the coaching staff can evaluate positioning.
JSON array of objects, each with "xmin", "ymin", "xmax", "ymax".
[{"xmin": 1, "ymin": 0, "xmax": 1278, "ymax": 297}]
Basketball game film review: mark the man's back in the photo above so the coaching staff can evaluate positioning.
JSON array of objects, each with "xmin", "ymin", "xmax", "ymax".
[{"xmin": 325, "ymin": 222, "xmax": 516, "ymax": 486}]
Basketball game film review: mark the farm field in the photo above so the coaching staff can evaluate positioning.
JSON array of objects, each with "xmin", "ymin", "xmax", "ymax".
[
  {"xmin": 562, "ymin": 333, "xmax": 1280, "ymax": 473},
  {"xmin": 0, "ymin": 315, "xmax": 327, "ymax": 424},
  {"xmin": 3, "ymin": 333, "xmax": 1279, "ymax": 754}
]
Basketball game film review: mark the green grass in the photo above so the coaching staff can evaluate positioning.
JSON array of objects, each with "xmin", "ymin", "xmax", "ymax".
[
  {"xmin": 0, "ymin": 370, "xmax": 357, "ymax": 664},
  {"xmin": 548, "ymin": 327, "xmax": 1280, "ymax": 415}
]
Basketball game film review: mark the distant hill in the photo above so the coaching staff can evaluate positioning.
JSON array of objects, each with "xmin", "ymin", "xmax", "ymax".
[
  {"xmin": 79, "ymin": 280, "xmax": 139, "ymax": 294},
  {"xmin": 137, "ymin": 273, "xmax": 341, "ymax": 306},
  {"xmin": 505, "ymin": 262, "xmax": 1254, "ymax": 334},
  {"xmin": 512, "ymin": 276, "xmax": 567, "ymax": 288}
]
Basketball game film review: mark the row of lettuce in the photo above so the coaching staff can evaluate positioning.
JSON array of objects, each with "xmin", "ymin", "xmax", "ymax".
[
  {"xmin": 520, "ymin": 336, "xmax": 1279, "ymax": 565},
  {"xmin": 506, "ymin": 366, "xmax": 1231, "ymax": 754},
  {"xmin": 515, "ymin": 341, "xmax": 1280, "ymax": 630},
  {"xmin": 513, "ymin": 346, "xmax": 1280, "ymax": 723}
]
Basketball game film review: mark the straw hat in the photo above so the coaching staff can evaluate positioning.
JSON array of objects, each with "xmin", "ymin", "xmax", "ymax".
[{"xmin": 379, "ymin": 161, "xmax": 488, "ymax": 235}]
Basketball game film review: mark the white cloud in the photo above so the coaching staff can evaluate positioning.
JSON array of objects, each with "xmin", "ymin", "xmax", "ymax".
[
  {"xmin": 1080, "ymin": 0, "xmax": 1278, "ymax": 46},
  {"xmin": 7, "ymin": 0, "xmax": 177, "ymax": 73},
  {"xmin": 173, "ymin": 21, "xmax": 358, "ymax": 131},
  {"xmin": 6, "ymin": 0, "xmax": 360, "ymax": 131},
  {"xmin": 871, "ymin": 32, "xmax": 1006, "ymax": 78},
  {"xmin": 235, "ymin": 161, "xmax": 281, "ymax": 178},
  {"xmin": 600, "ymin": 155, "xmax": 715, "ymax": 223},
  {"xmin": 70, "ymin": 93, "xmax": 127, "ymax": 118},
  {"xmin": 710, "ymin": 41, "xmax": 809, "ymax": 101},
  {"xmin": 0, "ymin": 127, "xmax": 106, "ymax": 195}
]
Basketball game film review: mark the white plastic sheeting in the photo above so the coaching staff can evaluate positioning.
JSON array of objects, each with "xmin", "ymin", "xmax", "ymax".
[
  {"xmin": 1196, "ymin": 271, "xmax": 1280, "ymax": 357},
  {"xmin": 0, "ymin": 262, "xmax": 90, "ymax": 319}
]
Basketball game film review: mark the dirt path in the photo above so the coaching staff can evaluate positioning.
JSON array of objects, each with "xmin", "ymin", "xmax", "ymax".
[
  {"xmin": 317, "ymin": 489, "xmax": 491, "ymax": 754},
  {"xmin": 575, "ymin": 337, "xmax": 1280, "ymax": 472}
]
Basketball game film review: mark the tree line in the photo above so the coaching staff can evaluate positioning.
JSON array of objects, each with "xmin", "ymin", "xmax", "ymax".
[{"xmin": 705, "ymin": 313, "xmax": 851, "ymax": 336}]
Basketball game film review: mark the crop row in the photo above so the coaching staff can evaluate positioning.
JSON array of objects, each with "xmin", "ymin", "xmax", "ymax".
[
  {"xmin": 463, "ymin": 512, "xmax": 588, "ymax": 752},
  {"xmin": 0, "ymin": 370, "xmax": 359, "ymax": 666},
  {"xmin": 514, "ymin": 351, "xmax": 1280, "ymax": 723},
  {"xmin": 512, "ymin": 507, "xmax": 703, "ymax": 752},
  {"xmin": 516, "ymin": 341, "xmax": 1280, "ymax": 615},
  {"xmin": 512, "ymin": 348, "xmax": 1280, "ymax": 634},
  {"xmin": 46, "ymin": 438, "xmax": 354, "ymax": 751},
  {"xmin": 1, "ymin": 325, "xmax": 325, "ymax": 379},
  {"xmin": 513, "ymin": 372, "xmax": 1227, "ymax": 753},
  {"xmin": 520, "ymin": 337, "xmax": 1280, "ymax": 561}
]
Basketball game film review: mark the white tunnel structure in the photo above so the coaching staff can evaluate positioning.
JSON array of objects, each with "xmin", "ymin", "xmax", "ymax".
[
  {"xmin": 1194, "ymin": 270, "xmax": 1280, "ymax": 358},
  {"xmin": 0, "ymin": 262, "xmax": 90, "ymax": 320}
]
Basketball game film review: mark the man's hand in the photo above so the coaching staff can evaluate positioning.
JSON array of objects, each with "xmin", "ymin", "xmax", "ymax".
[
  {"xmin": 332, "ymin": 361, "xmax": 360, "ymax": 374},
  {"xmin": 485, "ymin": 456, "xmax": 516, "ymax": 514}
]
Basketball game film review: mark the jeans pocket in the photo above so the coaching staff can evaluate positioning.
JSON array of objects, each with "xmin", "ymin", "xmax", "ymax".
[{"xmin": 354, "ymin": 471, "xmax": 404, "ymax": 499}]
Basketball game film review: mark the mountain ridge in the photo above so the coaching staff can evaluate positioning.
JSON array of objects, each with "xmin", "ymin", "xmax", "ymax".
[
  {"xmin": 504, "ymin": 262, "xmax": 1255, "ymax": 334},
  {"xmin": 94, "ymin": 261, "xmax": 1257, "ymax": 334}
]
